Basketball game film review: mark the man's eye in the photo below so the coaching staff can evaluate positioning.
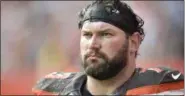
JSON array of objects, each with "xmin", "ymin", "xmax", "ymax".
[
  {"xmin": 83, "ymin": 33, "xmax": 92, "ymax": 37},
  {"xmin": 102, "ymin": 33, "xmax": 112, "ymax": 37}
]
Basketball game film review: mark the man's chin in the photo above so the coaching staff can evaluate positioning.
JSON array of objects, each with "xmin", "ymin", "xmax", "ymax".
[
  {"xmin": 86, "ymin": 72, "xmax": 114, "ymax": 80},
  {"xmin": 84, "ymin": 64, "xmax": 100, "ymax": 71},
  {"xmin": 84, "ymin": 65, "xmax": 110, "ymax": 80}
]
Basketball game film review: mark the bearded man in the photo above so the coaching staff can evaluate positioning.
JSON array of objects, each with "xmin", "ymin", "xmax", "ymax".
[{"xmin": 32, "ymin": 0, "xmax": 184, "ymax": 95}]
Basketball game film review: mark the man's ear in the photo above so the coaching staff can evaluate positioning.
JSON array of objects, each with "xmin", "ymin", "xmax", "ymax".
[{"xmin": 129, "ymin": 32, "xmax": 141, "ymax": 53}]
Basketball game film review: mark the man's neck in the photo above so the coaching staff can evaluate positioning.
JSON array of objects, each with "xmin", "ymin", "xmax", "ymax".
[{"xmin": 86, "ymin": 62, "xmax": 135, "ymax": 95}]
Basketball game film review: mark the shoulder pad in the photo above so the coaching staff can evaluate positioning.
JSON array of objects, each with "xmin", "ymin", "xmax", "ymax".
[
  {"xmin": 159, "ymin": 67, "xmax": 184, "ymax": 83},
  {"xmin": 138, "ymin": 67, "xmax": 183, "ymax": 84},
  {"xmin": 32, "ymin": 72, "xmax": 77, "ymax": 95},
  {"xmin": 127, "ymin": 67, "xmax": 184, "ymax": 93}
]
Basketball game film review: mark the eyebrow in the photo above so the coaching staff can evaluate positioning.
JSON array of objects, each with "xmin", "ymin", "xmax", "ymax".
[{"xmin": 81, "ymin": 28, "xmax": 112, "ymax": 33}]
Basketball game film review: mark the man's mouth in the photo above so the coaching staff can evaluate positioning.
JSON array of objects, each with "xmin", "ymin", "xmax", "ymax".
[
  {"xmin": 87, "ymin": 56, "xmax": 100, "ymax": 64},
  {"xmin": 88, "ymin": 56, "xmax": 99, "ymax": 59},
  {"xmin": 86, "ymin": 54, "xmax": 101, "ymax": 62},
  {"xmin": 85, "ymin": 51, "xmax": 103, "ymax": 61}
]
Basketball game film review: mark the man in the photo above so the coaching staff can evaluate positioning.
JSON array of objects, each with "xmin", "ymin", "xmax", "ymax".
[{"xmin": 32, "ymin": 0, "xmax": 184, "ymax": 95}]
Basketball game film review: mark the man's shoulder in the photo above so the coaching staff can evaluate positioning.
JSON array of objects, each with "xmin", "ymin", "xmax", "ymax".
[
  {"xmin": 32, "ymin": 72, "xmax": 81, "ymax": 95},
  {"xmin": 126, "ymin": 67, "xmax": 184, "ymax": 95},
  {"xmin": 136, "ymin": 67, "xmax": 183, "ymax": 84}
]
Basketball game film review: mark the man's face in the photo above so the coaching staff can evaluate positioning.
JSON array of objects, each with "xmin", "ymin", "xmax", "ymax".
[{"xmin": 80, "ymin": 21, "xmax": 129, "ymax": 80}]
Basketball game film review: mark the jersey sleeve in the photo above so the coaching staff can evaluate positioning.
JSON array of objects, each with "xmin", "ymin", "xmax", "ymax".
[{"xmin": 32, "ymin": 72, "xmax": 76, "ymax": 95}]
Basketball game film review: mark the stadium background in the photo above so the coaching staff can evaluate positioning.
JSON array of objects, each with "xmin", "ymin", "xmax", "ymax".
[{"xmin": 1, "ymin": 1, "xmax": 184, "ymax": 95}]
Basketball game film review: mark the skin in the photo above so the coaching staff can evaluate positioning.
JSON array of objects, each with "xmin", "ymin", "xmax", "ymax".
[{"xmin": 80, "ymin": 21, "xmax": 141, "ymax": 95}]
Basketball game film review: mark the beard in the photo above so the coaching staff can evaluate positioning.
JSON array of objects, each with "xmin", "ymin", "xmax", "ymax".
[{"xmin": 81, "ymin": 40, "xmax": 128, "ymax": 80}]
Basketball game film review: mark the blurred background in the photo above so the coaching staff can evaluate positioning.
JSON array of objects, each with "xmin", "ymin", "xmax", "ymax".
[{"xmin": 1, "ymin": 1, "xmax": 184, "ymax": 95}]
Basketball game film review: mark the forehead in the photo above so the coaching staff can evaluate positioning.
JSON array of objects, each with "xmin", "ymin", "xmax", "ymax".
[{"xmin": 81, "ymin": 21, "xmax": 125, "ymax": 33}]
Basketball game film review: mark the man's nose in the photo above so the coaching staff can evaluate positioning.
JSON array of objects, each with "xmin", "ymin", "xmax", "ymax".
[{"xmin": 88, "ymin": 36, "xmax": 101, "ymax": 50}]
